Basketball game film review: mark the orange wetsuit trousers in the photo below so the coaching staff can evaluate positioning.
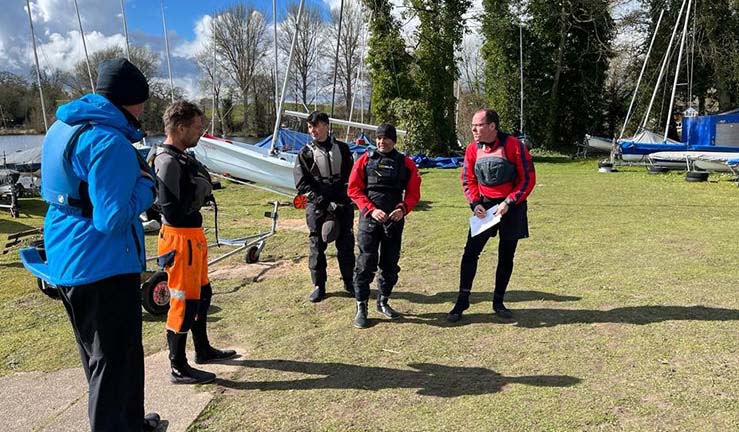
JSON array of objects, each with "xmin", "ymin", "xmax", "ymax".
[{"xmin": 158, "ymin": 225, "xmax": 209, "ymax": 333}]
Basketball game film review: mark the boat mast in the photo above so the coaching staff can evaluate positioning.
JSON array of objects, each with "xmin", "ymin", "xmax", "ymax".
[
  {"xmin": 640, "ymin": 0, "xmax": 688, "ymax": 132},
  {"xmin": 73, "ymin": 0, "xmax": 95, "ymax": 93},
  {"xmin": 211, "ymin": 11, "xmax": 218, "ymax": 136},
  {"xmin": 270, "ymin": 0, "xmax": 306, "ymax": 153},
  {"xmin": 663, "ymin": 0, "xmax": 693, "ymax": 141},
  {"xmin": 519, "ymin": 22, "xmax": 524, "ymax": 134},
  {"xmin": 619, "ymin": 9, "xmax": 664, "ymax": 141},
  {"xmin": 120, "ymin": 0, "xmax": 130, "ymax": 59},
  {"xmin": 25, "ymin": 0, "xmax": 48, "ymax": 132},
  {"xmin": 273, "ymin": 0, "xmax": 279, "ymax": 117},
  {"xmin": 329, "ymin": 0, "xmax": 345, "ymax": 127},
  {"xmin": 161, "ymin": 0, "xmax": 175, "ymax": 102}
]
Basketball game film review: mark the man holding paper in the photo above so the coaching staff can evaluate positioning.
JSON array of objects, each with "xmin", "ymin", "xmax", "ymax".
[{"xmin": 447, "ymin": 109, "xmax": 536, "ymax": 322}]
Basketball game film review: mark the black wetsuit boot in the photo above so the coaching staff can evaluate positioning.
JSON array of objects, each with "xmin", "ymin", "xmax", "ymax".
[{"xmin": 167, "ymin": 330, "xmax": 216, "ymax": 384}]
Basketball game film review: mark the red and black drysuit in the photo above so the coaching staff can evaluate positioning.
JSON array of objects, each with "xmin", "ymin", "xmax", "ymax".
[
  {"xmin": 293, "ymin": 137, "xmax": 356, "ymax": 291},
  {"xmin": 458, "ymin": 132, "xmax": 536, "ymax": 305},
  {"xmin": 348, "ymin": 149, "xmax": 421, "ymax": 302}
]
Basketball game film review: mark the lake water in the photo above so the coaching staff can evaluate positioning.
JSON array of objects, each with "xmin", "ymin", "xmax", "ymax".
[
  {"xmin": 0, "ymin": 135, "xmax": 45, "ymax": 154},
  {"xmin": 0, "ymin": 134, "xmax": 261, "ymax": 156}
]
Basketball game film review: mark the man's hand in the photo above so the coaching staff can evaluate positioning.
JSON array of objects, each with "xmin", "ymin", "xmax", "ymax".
[
  {"xmin": 388, "ymin": 208, "xmax": 404, "ymax": 222},
  {"xmin": 496, "ymin": 202, "xmax": 509, "ymax": 216},
  {"xmin": 371, "ymin": 209, "xmax": 387, "ymax": 222},
  {"xmin": 473, "ymin": 204, "xmax": 486, "ymax": 219}
]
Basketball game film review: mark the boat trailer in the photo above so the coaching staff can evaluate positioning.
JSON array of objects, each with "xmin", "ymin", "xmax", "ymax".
[{"xmin": 15, "ymin": 200, "xmax": 292, "ymax": 315}]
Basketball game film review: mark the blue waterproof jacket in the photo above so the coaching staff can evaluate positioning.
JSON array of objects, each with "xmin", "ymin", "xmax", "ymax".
[{"xmin": 42, "ymin": 94, "xmax": 155, "ymax": 286}]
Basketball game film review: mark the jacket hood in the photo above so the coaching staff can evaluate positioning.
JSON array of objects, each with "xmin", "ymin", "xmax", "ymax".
[{"xmin": 55, "ymin": 93, "xmax": 145, "ymax": 142}]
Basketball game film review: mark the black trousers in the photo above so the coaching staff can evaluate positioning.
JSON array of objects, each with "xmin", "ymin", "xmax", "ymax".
[
  {"xmin": 354, "ymin": 215, "xmax": 405, "ymax": 302},
  {"xmin": 58, "ymin": 273, "xmax": 144, "ymax": 432},
  {"xmin": 305, "ymin": 202, "xmax": 355, "ymax": 288},
  {"xmin": 458, "ymin": 200, "xmax": 529, "ymax": 304}
]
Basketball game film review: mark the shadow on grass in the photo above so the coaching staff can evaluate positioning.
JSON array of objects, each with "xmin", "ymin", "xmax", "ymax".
[
  {"xmin": 412, "ymin": 200, "xmax": 433, "ymax": 211},
  {"xmin": 414, "ymin": 305, "xmax": 739, "ymax": 328},
  {"xmin": 511, "ymin": 305, "xmax": 739, "ymax": 328},
  {"xmin": 0, "ymin": 218, "xmax": 37, "ymax": 235},
  {"xmin": 391, "ymin": 290, "xmax": 581, "ymax": 305},
  {"xmin": 216, "ymin": 359, "xmax": 580, "ymax": 397}
]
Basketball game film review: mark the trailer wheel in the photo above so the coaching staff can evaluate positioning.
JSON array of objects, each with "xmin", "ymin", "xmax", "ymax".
[
  {"xmin": 37, "ymin": 278, "xmax": 60, "ymax": 299},
  {"xmin": 142, "ymin": 271, "xmax": 170, "ymax": 315},
  {"xmin": 648, "ymin": 166, "xmax": 669, "ymax": 174},
  {"xmin": 245, "ymin": 245, "xmax": 260, "ymax": 264},
  {"xmin": 685, "ymin": 171, "xmax": 709, "ymax": 182}
]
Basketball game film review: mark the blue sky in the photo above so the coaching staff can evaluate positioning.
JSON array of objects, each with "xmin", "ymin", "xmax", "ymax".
[{"xmin": 124, "ymin": 0, "xmax": 332, "ymax": 40}]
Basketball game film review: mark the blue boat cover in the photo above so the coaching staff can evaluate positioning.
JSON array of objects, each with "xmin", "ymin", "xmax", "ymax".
[
  {"xmin": 251, "ymin": 129, "xmax": 463, "ymax": 168},
  {"xmin": 682, "ymin": 112, "xmax": 739, "ymax": 146},
  {"xmin": 253, "ymin": 129, "xmax": 376, "ymax": 155},
  {"xmin": 412, "ymin": 154, "xmax": 463, "ymax": 168}
]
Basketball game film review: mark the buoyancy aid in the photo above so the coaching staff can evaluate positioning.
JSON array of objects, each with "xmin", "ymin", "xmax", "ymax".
[
  {"xmin": 365, "ymin": 149, "xmax": 408, "ymax": 212},
  {"xmin": 152, "ymin": 145, "xmax": 213, "ymax": 213},
  {"xmin": 41, "ymin": 120, "xmax": 94, "ymax": 217},
  {"xmin": 308, "ymin": 140, "xmax": 343, "ymax": 185},
  {"xmin": 474, "ymin": 132, "xmax": 516, "ymax": 187}
]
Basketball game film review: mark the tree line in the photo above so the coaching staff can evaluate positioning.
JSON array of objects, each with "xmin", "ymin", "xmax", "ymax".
[{"xmin": 2, "ymin": 0, "xmax": 738, "ymax": 155}]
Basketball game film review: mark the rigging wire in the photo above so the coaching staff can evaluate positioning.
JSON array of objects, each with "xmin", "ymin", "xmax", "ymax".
[
  {"xmin": 73, "ymin": 0, "xmax": 95, "ymax": 93},
  {"xmin": 24, "ymin": 0, "xmax": 48, "ymax": 132}
]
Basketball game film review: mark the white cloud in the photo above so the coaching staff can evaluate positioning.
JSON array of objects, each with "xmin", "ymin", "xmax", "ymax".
[
  {"xmin": 173, "ymin": 15, "xmax": 213, "ymax": 59},
  {"xmin": 31, "ymin": 30, "xmax": 127, "ymax": 74}
]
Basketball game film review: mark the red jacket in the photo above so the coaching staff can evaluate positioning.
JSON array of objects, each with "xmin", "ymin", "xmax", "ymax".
[
  {"xmin": 461, "ymin": 134, "xmax": 535, "ymax": 208},
  {"xmin": 348, "ymin": 151, "xmax": 422, "ymax": 217}
]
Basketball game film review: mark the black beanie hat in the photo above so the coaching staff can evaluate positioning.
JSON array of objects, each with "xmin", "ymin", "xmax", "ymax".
[
  {"xmin": 376, "ymin": 123, "xmax": 397, "ymax": 143},
  {"xmin": 96, "ymin": 58, "xmax": 149, "ymax": 106}
]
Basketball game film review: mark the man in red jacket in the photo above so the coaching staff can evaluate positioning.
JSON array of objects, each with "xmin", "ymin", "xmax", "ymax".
[
  {"xmin": 348, "ymin": 124, "xmax": 421, "ymax": 328},
  {"xmin": 448, "ymin": 109, "xmax": 536, "ymax": 322}
]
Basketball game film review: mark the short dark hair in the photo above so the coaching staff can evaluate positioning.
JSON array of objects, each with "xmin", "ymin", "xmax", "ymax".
[
  {"xmin": 163, "ymin": 100, "xmax": 203, "ymax": 134},
  {"xmin": 476, "ymin": 109, "xmax": 500, "ymax": 129},
  {"xmin": 307, "ymin": 111, "xmax": 329, "ymax": 125}
]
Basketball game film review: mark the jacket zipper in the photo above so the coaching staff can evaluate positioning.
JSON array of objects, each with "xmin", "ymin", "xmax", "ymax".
[{"xmin": 187, "ymin": 239, "xmax": 193, "ymax": 266}]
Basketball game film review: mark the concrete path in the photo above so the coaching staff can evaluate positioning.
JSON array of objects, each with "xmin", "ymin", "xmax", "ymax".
[{"xmin": 0, "ymin": 349, "xmax": 242, "ymax": 432}]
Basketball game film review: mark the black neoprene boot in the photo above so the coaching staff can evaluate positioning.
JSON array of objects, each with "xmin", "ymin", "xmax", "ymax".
[
  {"xmin": 343, "ymin": 282, "xmax": 355, "ymax": 296},
  {"xmin": 167, "ymin": 330, "xmax": 216, "ymax": 384},
  {"xmin": 308, "ymin": 285, "xmax": 326, "ymax": 302},
  {"xmin": 376, "ymin": 295, "xmax": 400, "ymax": 319},
  {"xmin": 353, "ymin": 300, "xmax": 369, "ymax": 329},
  {"xmin": 192, "ymin": 319, "xmax": 237, "ymax": 364},
  {"xmin": 493, "ymin": 301, "xmax": 513, "ymax": 319},
  {"xmin": 447, "ymin": 293, "xmax": 470, "ymax": 322},
  {"xmin": 142, "ymin": 412, "xmax": 161, "ymax": 431}
]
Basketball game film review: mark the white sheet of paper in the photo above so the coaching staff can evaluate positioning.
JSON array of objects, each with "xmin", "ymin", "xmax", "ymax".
[{"xmin": 469, "ymin": 205, "xmax": 501, "ymax": 237}]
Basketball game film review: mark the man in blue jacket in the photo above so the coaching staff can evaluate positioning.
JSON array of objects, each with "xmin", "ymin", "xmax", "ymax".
[{"xmin": 41, "ymin": 58, "xmax": 159, "ymax": 431}]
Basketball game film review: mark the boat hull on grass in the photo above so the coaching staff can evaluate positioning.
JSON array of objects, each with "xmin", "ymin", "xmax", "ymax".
[
  {"xmin": 584, "ymin": 135, "xmax": 613, "ymax": 153},
  {"xmin": 692, "ymin": 152, "xmax": 739, "ymax": 173},
  {"xmin": 647, "ymin": 150, "xmax": 739, "ymax": 172},
  {"xmin": 194, "ymin": 135, "xmax": 297, "ymax": 192}
]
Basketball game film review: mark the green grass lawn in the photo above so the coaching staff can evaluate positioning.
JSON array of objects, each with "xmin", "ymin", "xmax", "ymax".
[{"xmin": 2, "ymin": 158, "xmax": 739, "ymax": 431}]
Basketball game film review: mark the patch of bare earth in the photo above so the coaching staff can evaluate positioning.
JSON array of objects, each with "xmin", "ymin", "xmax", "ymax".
[{"xmin": 209, "ymin": 260, "xmax": 298, "ymax": 283}]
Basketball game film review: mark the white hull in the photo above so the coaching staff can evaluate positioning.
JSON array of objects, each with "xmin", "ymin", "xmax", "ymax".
[
  {"xmin": 648, "ymin": 151, "xmax": 739, "ymax": 172},
  {"xmin": 648, "ymin": 151, "xmax": 691, "ymax": 169},
  {"xmin": 692, "ymin": 151, "xmax": 739, "ymax": 173},
  {"xmin": 194, "ymin": 136, "xmax": 297, "ymax": 191},
  {"xmin": 584, "ymin": 134, "xmax": 613, "ymax": 152}
]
